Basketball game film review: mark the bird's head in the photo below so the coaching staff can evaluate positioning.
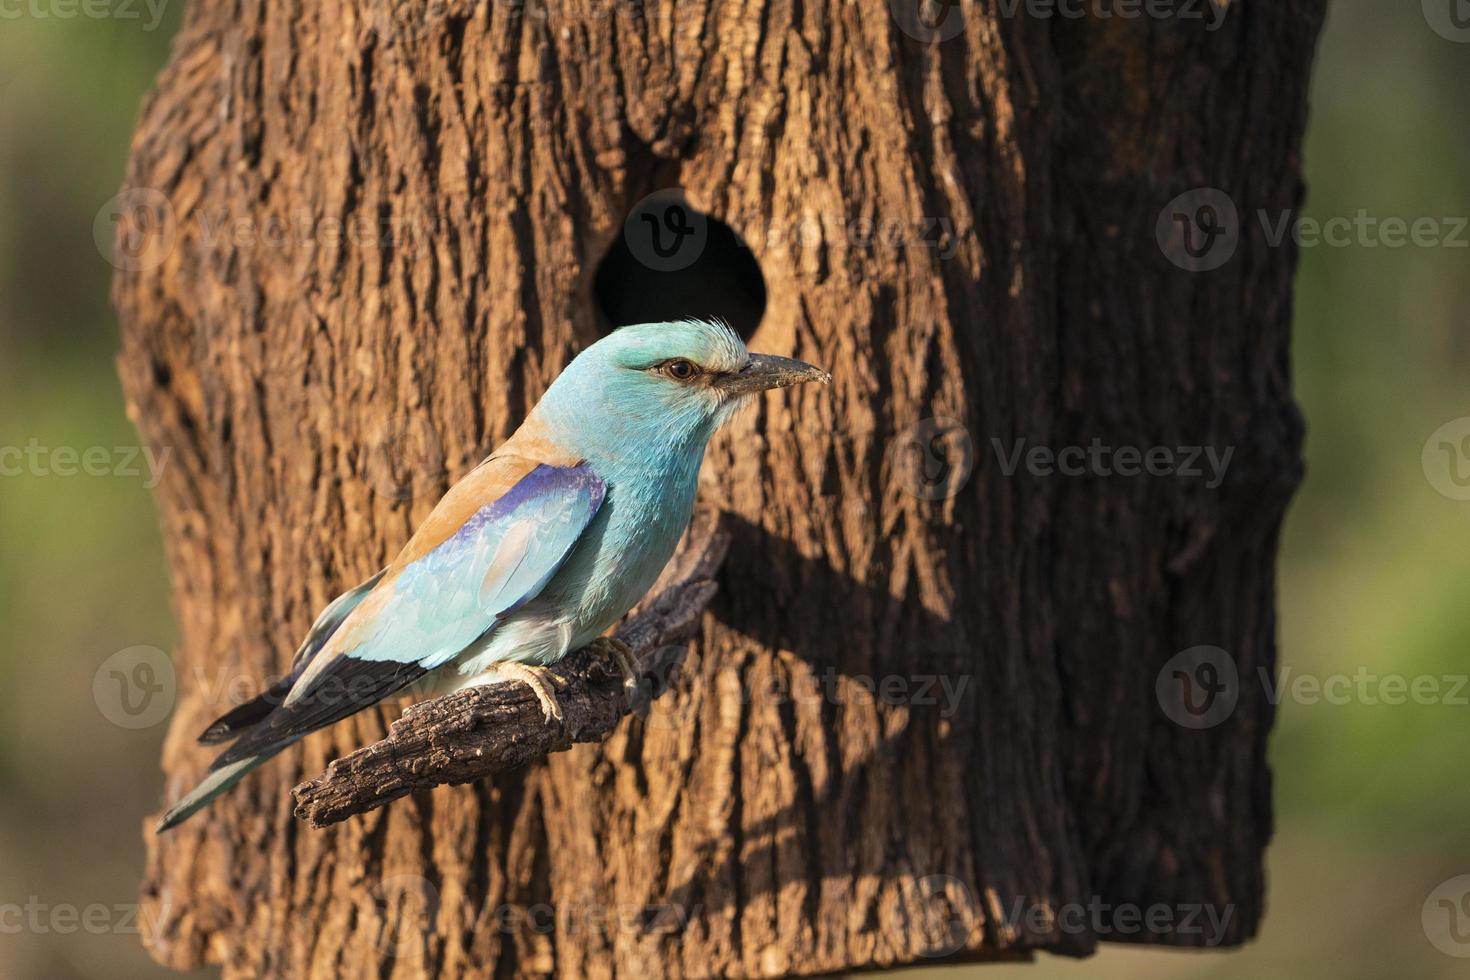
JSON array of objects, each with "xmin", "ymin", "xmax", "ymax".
[{"xmin": 535, "ymin": 319, "xmax": 830, "ymax": 464}]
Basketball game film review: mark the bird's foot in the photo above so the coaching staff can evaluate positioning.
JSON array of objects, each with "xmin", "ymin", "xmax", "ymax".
[
  {"xmin": 587, "ymin": 636, "xmax": 640, "ymax": 695},
  {"xmin": 495, "ymin": 663, "xmax": 565, "ymax": 724}
]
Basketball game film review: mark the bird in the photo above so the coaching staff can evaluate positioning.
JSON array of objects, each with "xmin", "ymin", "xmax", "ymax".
[{"xmin": 157, "ymin": 318, "xmax": 829, "ymax": 831}]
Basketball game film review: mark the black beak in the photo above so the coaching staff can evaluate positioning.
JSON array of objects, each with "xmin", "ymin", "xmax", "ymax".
[{"xmin": 720, "ymin": 353, "xmax": 832, "ymax": 396}]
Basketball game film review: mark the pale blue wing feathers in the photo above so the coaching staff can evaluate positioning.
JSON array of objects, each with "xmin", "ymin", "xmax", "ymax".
[
  {"xmin": 347, "ymin": 462, "xmax": 605, "ymax": 669},
  {"xmin": 290, "ymin": 567, "xmax": 388, "ymax": 672}
]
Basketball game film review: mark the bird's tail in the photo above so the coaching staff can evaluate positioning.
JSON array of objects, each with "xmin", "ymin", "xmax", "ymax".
[{"xmin": 155, "ymin": 750, "xmax": 280, "ymax": 833}]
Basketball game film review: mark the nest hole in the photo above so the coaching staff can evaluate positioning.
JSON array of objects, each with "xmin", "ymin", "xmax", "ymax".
[{"xmin": 593, "ymin": 191, "xmax": 766, "ymax": 341}]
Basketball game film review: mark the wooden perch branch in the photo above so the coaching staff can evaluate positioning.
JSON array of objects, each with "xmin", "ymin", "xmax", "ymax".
[{"xmin": 291, "ymin": 509, "xmax": 730, "ymax": 828}]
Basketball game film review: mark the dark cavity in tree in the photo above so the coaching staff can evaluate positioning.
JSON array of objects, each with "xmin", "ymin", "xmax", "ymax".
[{"xmin": 594, "ymin": 194, "xmax": 766, "ymax": 340}]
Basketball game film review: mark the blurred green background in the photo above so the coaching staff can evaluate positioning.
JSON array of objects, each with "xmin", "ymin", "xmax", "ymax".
[{"xmin": 1, "ymin": 2, "xmax": 1466, "ymax": 977}]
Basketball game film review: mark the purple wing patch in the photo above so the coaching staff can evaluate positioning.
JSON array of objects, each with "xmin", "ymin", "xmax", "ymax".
[{"xmin": 449, "ymin": 462, "xmax": 605, "ymax": 546}]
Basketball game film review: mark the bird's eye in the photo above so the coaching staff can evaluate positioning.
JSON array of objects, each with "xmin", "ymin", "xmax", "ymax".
[{"xmin": 663, "ymin": 359, "xmax": 699, "ymax": 381}]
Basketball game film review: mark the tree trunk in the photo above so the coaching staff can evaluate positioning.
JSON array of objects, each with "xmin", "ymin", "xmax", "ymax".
[{"xmin": 114, "ymin": 1, "xmax": 1323, "ymax": 976}]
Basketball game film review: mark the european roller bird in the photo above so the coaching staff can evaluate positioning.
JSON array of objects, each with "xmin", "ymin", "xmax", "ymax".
[{"xmin": 157, "ymin": 319, "xmax": 829, "ymax": 831}]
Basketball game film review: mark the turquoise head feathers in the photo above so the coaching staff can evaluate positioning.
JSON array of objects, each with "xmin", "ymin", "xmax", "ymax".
[{"xmin": 533, "ymin": 319, "xmax": 828, "ymax": 472}]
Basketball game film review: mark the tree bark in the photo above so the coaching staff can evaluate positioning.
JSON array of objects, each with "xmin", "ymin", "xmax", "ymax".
[{"xmin": 114, "ymin": 1, "xmax": 1324, "ymax": 976}]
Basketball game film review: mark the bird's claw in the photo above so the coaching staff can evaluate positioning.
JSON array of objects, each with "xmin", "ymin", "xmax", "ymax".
[
  {"xmin": 588, "ymin": 636, "xmax": 640, "ymax": 695},
  {"xmin": 496, "ymin": 663, "xmax": 565, "ymax": 724}
]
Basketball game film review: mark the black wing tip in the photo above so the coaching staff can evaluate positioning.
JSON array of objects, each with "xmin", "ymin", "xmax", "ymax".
[
  {"xmin": 194, "ymin": 676, "xmax": 295, "ymax": 745},
  {"xmin": 208, "ymin": 659, "xmax": 432, "ymax": 771},
  {"xmin": 196, "ymin": 722, "xmax": 236, "ymax": 745}
]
